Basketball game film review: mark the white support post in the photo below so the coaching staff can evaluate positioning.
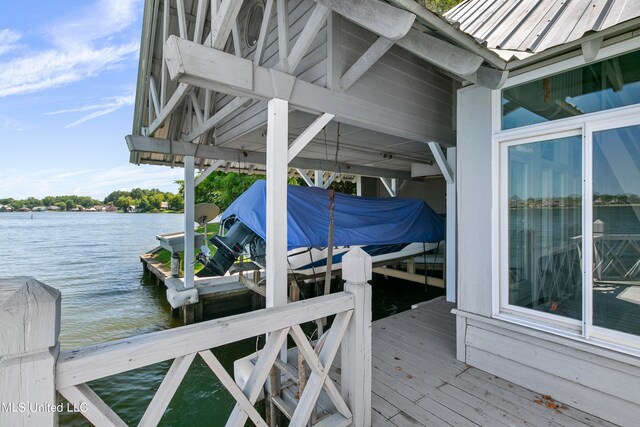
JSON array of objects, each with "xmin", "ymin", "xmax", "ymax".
[
  {"xmin": 0, "ymin": 278, "xmax": 61, "ymax": 427},
  {"xmin": 314, "ymin": 170, "xmax": 323, "ymax": 187},
  {"xmin": 184, "ymin": 154, "xmax": 196, "ymax": 289},
  {"xmin": 341, "ymin": 248, "xmax": 372, "ymax": 427},
  {"xmin": 266, "ymin": 99, "xmax": 289, "ymax": 309},
  {"xmin": 445, "ymin": 147, "xmax": 457, "ymax": 303},
  {"xmin": 356, "ymin": 175, "xmax": 362, "ymax": 196}
]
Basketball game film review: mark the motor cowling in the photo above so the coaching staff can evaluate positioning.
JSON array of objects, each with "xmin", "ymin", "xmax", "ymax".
[{"xmin": 197, "ymin": 221, "xmax": 257, "ymax": 277}]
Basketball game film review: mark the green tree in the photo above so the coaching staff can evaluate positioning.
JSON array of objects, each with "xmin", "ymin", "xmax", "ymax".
[
  {"xmin": 179, "ymin": 171, "xmax": 263, "ymax": 211},
  {"xmin": 168, "ymin": 193, "xmax": 184, "ymax": 210},
  {"xmin": 417, "ymin": 0, "xmax": 464, "ymax": 15},
  {"xmin": 115, "ymin": 195, "xmax": 134, "ymax": 210},
  {"xmin": 55, "ymin": 201, "xmax": 67, "ymax": 211}
]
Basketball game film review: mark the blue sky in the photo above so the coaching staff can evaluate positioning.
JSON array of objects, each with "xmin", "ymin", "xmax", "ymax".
[{"xmin": 0, "ymin": 0, "xmax": 182, "ymax": 201}]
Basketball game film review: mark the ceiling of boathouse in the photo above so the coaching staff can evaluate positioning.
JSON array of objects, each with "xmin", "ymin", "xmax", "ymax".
[{"xmin": 131, "ymin": 0, "xmax": 480, "ymax": 179}]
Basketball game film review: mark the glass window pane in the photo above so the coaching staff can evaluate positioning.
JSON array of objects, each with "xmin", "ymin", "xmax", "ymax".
[
  {"xmin": 508, "ymin": 136, "xmax": 582, "ymax": 320},
  {"xmin": 502, "ymin": 50, "xmax": 640, "ymax": 130},
  {"xmin": 593, "ymin": 125, "xmax": 640, "ymax": 336}
]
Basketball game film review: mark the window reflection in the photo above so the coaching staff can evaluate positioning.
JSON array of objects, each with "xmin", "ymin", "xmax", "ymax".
[
  {"xmin": 508, "ymin": 136, "xmax": 582, "ymax": 320},
  {"xmin": 503, "ymin": 50, "xmax": 640, "ymax": 130},
  {"xmin": 593, "ymin": 125, "xmax": 640, "ymax": 336}
]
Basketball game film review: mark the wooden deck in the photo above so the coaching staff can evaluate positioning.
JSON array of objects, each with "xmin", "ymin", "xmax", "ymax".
[{"xmin": 369, "ymin": 297, "xmax": 618, "ymax": 427}]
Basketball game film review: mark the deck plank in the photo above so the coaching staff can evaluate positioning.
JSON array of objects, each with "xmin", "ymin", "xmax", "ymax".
[{"xmin": 370, "ymin": 299, "xmax": 618, "ymax": 427}]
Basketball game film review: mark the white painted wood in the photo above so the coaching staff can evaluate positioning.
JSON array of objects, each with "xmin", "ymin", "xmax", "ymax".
[
  {"xmin": 321, "ymin": 171, "xmax": 337, "ymax": 189},
  {"xmin": 127, "ymin": 135, "xmax": 413, "ymax": 180},
  {"xmin": 410, "ymin": 162, "xmax": 440, "ymax": 177},
  {"xmin": 396, "ymin": 29, "xmax": 483, "ymax": 78},
  {"xmin": 176, "ymin": 0, "xmax": 188, "ymax": 39},
  {"xmin": 162, "ymin": 37, "xmax": 451, "ymax": 143},
  {"xmin": 56, "ymin": 293, "xmax": 354, "ymax": 389},
  {"xmin": 266, "ymin": 98, "xmax": 289, "ymax": 309},
  {"xmin": 283, "ymin": 4, "xmax": 330, "ymax": 73},
  {"xmin": 296, "ymin": 168, "xmax": 314, "ymax": 186},
  {"xmin": 161, "ymin": 0, "xmax": 170, "ymax": 107},
  {"xmin": 186, "ymin": 96, "xmax": 249, "ymax": 142},
  {"xmin": 190, "ymin": 91, "xmax": 204, "ymax": 125},
  {"xmin": 287, "ymin": 113, "xmax": 334, "ymax": 162},
  {"xmin": 226, "ymin": 328, "xmax": 289, "ymax": 426},
  {"xmin": 210, "ymin": 0, "xmax": 245, "ymax": 50},
  {"xmin": 184, "ymin": 155, "xmax": 195, "ymax": 289},
  {"xmin": 379, "ymin": 177, "xmax": 396, "ymax": 197},
  {"xmin": 253, "ymin": 0, "xmax": 274, "ymax": 65},
  {"xmin": 445, "ymin": 147, "xmax": 457, "ymax": 303},
  {"xmin": 149, "ymin": 75, "xmax": 161, "ymax": 118},
  {"xmin": 195, "ymin": 159, "xmax": 225, "ymax": 185},
  {"xmin": 315, "ymin": 169, "xmax": 323, "ymax": 187},
  {"xmin": 581, "ymin": 37, "xmax": 604, "ymax": 62},
  {"xmin": 199, "ymin": 350, "xmax": 267, "ymax": 426},
  {"xmin": 148, "ymin": 83, "xmax": 191, "ymax": 136},
  {"xmin": 427, "ymin": 142, "xmax": 453, "ymax": 185},
  {"xmin": 466, "ymin": 66, "xmax": 509, "ymax": 90},
  {"xmin": 355, "ymin": 175, "xmax": 362, "ymax": 196},
  {"xmin": 138, "ymin": 353, "xmax": 197, "ymax": 426},
  {"xmin": 58, "ymin": 384, "xmax": 127, "ymax": 427},
  {"xmin": 455, "ymin": 315, "xmax": 466, "ymax": 363},
  {"xmin": 0, "ymin": 279, "xmax": 60, "ymax": 427},
  {"xmin": 340, "ymin": 37, "xmax": 394, "ymax": 90},
  {"xmin": 313, "ymin": 0, "xmax": 414, "ymax": 41},
  {"xmin": 276, "ymin": 0, "xmax": 289, "ymax": 68},
  {"xmin": 456, "ymin": 86, "xmax": 493, "ymax": 317},
  {"xmin": 193, "ymin": 0, "xmax": 208, "ymax": 43},
  {"xmin": 341, "ymin": 248, "xmax": 373, "ymax": 427}
]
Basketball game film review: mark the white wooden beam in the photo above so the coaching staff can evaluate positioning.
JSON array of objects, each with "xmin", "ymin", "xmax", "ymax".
[
  {"xmin": 465, "ymin": 65, "xmax": 509, "ymax": 90},
  {"xmin": 340, "ymin": 37, "xmax": 394, "ymax": 90},
  {"xmin": 210, "ymin": 0, "xmax": 245, "ymax": 50},
  {"xmin": 149, "ymin": 75, "xmax": 161, "ymax": 117},
  {"xmin": 445, "ymin": 147, "xmax": 456, "ymax": 303},
  {"xmin": 427, "ymin": 141, "xmax": 453, "ymax": 184},
  {"xmin": 127, "ymin": 135, "xmax": 414, "ymax": 179},
  {"xmin": 322, "ymin": 171, "xmax": 337, "ymax": 189},
  {"xmin": 189, "ymin": 91, "xmax": 204, "ymax": 125},
  {"xmin": 282, "ymin": 3, "xmax": 330, "ymax": 73},
  {"xmin": 296, "ymin": 169, "xmax": 314, "ymax": 186},
  {"xmin": 186, "ymin": 96, "xmax": 249, "ymax": 141},
  {"xmin": 380, "ymin": 177, "xmax": 396, "ymax": 197},
  {"xmin": 163, "ymin": 36, "xmax": 455, "ymax": 144},
  {"xmin": 176, "ymin": 0, "xmax": 188, "ymax": 38},
  {"xmin": 287, "ymin": 113, "xmax": 334, "ymax": 162},
  {"xmin": 184, "ymin": 153, "xmax": 196, "ymax": 289},
  {"xmin": 313, "ymin": 0, "xmax": 414, "ymax": 41},
  {"xmin": 396, "ymin": 29, "xmax": 483, "ymax": 77},
  {"xmin": 582, "ymin": 37, "xmax": 603, "ymax": 62},
  {"xmin": 253, "ymin": 0, "xmax": 274, "ymax": 65},
  {"xmin": 195, "ymin": 159, "xmax": 225, "ymax": 186},
  {"xmin": 315, "ymin": 169, "xmax": 323, "ymax": 187},
  {"xmin": 355, "ymin": 175, "xmax": 362, "ymax": 196},
  {"xmin": 276, "ymin": 0, "xmax": 289, "ymax": 68},
  {"xmin": 266, "ymin": 98, "xmax": 289, "ymax": 309},
  {"xmin": 232, "ymin": 20, "xmax": 242, "ymax": 57},
  {"xmin": 161, "ymin": 0, "xmax": 170, "ymax": 107},
  {"xmin": 193, "ymin": 0, "xmax": 208, "ymax": 44}
]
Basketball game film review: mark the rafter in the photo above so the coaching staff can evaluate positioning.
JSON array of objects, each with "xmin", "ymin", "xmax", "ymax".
[
  {"xmin": 287, "ymin": 113, "xmax": 334, "ymax": 162},
  {"xmin": 340, "ymin": 37, "xmax": 394, "ymax": 90},
  {"xmin": 280, "ymin": 3, "xmax": 330, "ymax": 73},
  {"xmin": 195, "ymin": 159, "xmax": 226, "ymax": 185}
]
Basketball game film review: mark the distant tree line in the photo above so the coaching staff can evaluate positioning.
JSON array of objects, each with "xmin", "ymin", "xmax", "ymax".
[{"xmin": 1, "ymin": 188, "xmax": 184, "ymax": 213}]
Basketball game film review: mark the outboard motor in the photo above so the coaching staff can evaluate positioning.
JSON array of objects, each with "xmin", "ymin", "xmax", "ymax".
[{"xmin": 197, "ymin": 221, "xmax": 257, "ymax": 276}]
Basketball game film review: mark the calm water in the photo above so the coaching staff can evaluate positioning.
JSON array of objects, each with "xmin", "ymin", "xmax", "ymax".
[{"xmin": 0, "ymin": 211, "xmax": 438, "ymax": 426}]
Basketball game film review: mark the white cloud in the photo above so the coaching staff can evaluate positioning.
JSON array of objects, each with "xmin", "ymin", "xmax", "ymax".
[
  {"xmin": 0, "ymin": 116, "xmax": 29, "ymax": 132},
  {"xmin": 46, "ymin": 93, "xmax": 135, "ymax": 128},
  {"xmin": 0, "ymin": 165, "xmax": 183, "ymax": 200},
  {"xmin": 0, "ymin": 0, "xmax": 141, "ymax": 98},
  {"xmin": 0, "ymin": 29, "xmax": 21, "ymax": 56}
]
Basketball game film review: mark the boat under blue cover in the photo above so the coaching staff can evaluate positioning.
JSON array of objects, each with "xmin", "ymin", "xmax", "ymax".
[{"xmin": 221, "ymin": 180, "xmax": 445, "ymax": 250}]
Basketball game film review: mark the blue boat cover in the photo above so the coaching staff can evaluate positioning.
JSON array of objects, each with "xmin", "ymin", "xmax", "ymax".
[{"xmin": 221, "ymin": 180, "xmax": 445, "ymax": 250}]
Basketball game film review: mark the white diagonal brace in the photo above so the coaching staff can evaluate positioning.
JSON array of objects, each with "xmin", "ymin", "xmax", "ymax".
[
  {"xmin": 195, "ymin": 159, "xmax": 225, "ymax": 186},
  {"xmin": 380, "ymin": 177, "xmax": 396, "ymax": 197},
  {"xmin": 176, "ymin": 0, "xmax": 188, "ymax": 38},
  {"xmin": 254, "ymin": 0, "xmax": 274, "ymax": 65},
  {"xmin": 232, "ymin": 20, "xmax": 242, "ymax": 57},
  {"xmin": 199, "ymin": 350, "xmax": 267, "ymax": 427},
  {"xmin": 211, "ymin": 0, "xmax": 246, "ymax": 50},
  {"xmin": 314, "ymin": 0, "xmax": 414, "ymax": 41},
  {"xmin": 186, "ymin": 96, "xmax": 249, "ymax": 141},
  {"xmin": 139, "ymin": 353, "xmax": 197, "ymax": 427},
  {"xmin": 282, "ymin": 3, "xmax": 330, "ymax": 73},
  {"xmin": 427, "ymin": 141, "xmax": 453, "ymax": 184},
  {"xmin": 296, "ymin": 169, "xmax": 314, "ymax": 186},
  {"xmin": 322, "ymin": 172, "xmax": 337, "ymax": 189},
  {"xmin": 287, "ymin": 113, "xmax": 334, "ymax": 162},
  {"xmin": 340, "ymin": 37, "xmax": 394, "ymax": 90},
  {"xmin": 276, "ymin": 0, "xmax": 289, "ymax": 66},
  {"xmin": 148, "ymin": 83, "xmax": 191, "ymax": 136},
  {"xmin": 193, "ymin": 0, "xmax": 208, "ymax": 43},
  {"xmin": 58, "ymin": 384, "xmax": 127, "ymax": 427},
  {"xmin": 190, "ymin": 91, "xmax": 204, "ymax": 125},
  {"xmin": 149, "ymin": 75, "xmax": 161, "ymax": 117},
  {"xmin": 226, "ymin": 327, "xmax": 290, "ymax": 427}
]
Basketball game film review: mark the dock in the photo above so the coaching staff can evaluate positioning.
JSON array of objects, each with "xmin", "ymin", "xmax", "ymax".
[{"xmin": 368, "ymin": 297, "xmax": 616, "ymax": 427}]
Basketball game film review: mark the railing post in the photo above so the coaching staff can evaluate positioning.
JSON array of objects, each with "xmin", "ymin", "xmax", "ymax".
[
  {"xmin": 341, "ymin": 248, "xmax": 372, "ymax": 427},
  {"xmin": 0, "ymin": 278, "xmax": 61, "ymax": 426}
]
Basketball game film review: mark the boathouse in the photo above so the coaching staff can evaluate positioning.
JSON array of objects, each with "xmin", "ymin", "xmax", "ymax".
[{"xmin": 2, "ymin": 0, "xmax": 640, "ymax": 426}]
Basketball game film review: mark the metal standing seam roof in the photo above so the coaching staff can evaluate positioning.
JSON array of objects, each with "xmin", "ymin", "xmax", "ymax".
[{"xmin": 445, "ymin": 0, "xmax": 640, "ymax": 61}]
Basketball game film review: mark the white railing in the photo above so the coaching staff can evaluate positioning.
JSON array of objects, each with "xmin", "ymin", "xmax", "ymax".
[{"xmin": 0, "ymin": 249, "xmax": 372, "ymax": 427}]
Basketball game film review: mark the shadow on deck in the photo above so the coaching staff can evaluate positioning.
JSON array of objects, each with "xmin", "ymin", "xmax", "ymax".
[{"xmin": 369, "ymin": 297, "xmax": 618, "ymax": 427}]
